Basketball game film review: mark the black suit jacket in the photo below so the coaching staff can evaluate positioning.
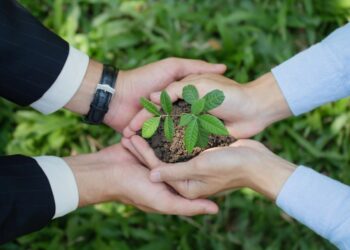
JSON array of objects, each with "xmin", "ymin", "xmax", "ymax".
[{"xmin": 0, "ymin": 0, "xmax": 70, "ymax": 243}]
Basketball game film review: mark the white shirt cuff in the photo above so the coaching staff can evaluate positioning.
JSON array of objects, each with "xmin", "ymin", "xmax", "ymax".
[
  {"xmin": 271, "ymin": 43, "xmax": 348, "ymax": 115},
  {"xmin": 271, "ymin": 23, "xmax": 350, "ymax": 116},
  {"xmin": 30, "ymin": 46, "xmax": 89, "ymax": 114},
  {"xmin": 34, "ymin": 156, "xmax": 79, "ymax": 219},
  {"xmin": 276, "ymin": 166, "xmax": 350, "ymax": 249}
]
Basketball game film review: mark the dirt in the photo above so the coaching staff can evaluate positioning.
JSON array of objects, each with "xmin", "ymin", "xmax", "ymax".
[{"xmin": 142, "ymin": 100, "xmax": 236, "ymax": 163}]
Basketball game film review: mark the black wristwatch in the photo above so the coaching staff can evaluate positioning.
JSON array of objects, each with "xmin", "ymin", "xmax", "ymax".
[{"xmin": 84, "ymin": 64, "xmax": 118, "ymax": 125}]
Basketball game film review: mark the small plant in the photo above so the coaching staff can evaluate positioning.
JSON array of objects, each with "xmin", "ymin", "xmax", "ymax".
[{"xmin": 140, "ymin": 85, "xmax": 229, "ymax": 153}]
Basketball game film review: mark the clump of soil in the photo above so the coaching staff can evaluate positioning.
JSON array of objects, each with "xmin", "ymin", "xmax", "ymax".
[{"xmin": 142, "ymin": 100, "xmax": 235, "ymax": 163}]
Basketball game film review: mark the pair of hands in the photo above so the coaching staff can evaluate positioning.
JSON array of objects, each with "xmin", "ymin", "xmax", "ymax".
[
  {"xmin": 121, "ymin": 72, "xmax": 295, "ymax": 204},
  {"xmin": 66, "ymin": 57, "xmax": 295, "ymax": 216},
  {"xmin": 66, "ymin": 58, "xmax": 226, "ymax": 216}
]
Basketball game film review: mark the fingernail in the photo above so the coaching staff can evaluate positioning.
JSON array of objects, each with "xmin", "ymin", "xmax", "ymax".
[
  {"xmin": 151, "ymin": 92, "xmax": 161, "ymax": 100},
  {"xmin": 150, "ymin": 171, "xmax": 161, "ymax": 182},
  {"xmin": 215, "ymin": 64, "xmax": 226, "ymax": 69},
  {"xmin": 205, "ymin": 206, "xmax": 218, "ymax": 214}
]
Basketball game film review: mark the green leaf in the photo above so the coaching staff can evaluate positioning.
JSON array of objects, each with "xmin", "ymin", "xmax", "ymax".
[
  {"xmin": 182, "ymin": 85, "xmax": 199, "ymax": 104},
  {"xmin": 140, "ymin": 97, "xmax": 161, "ymax": 116},
  {"xmin": 191, "ymin": 98, "xmax": 206, "ymax": 115},
  {"xmin": 196, "ymin": 127, "xmax": 209, "ymax": 148},
  {"xmin": 179, "ymin": 114, "xmax": 194, "ymax": 126},
  {"xmin": 203, "ymin": 90, "xmax": 225, "ymax": 112},
  {"xmin": 164, "ymin": 116, "xmax": 174, "ymax": 142},
  {"xmin": 198, "ymin": 114, "xmax": 229, "ymax": 135},
  {"xmin": 160, "ymin": 91, "xmax": 172, "ymax": 114},
  {"xmin": 184, "ymin": 119, "xmax": 199, "ymax": 153},
  {"xmin": 142, "ymin": 117, "xmax": 161, "ymax": 138}
]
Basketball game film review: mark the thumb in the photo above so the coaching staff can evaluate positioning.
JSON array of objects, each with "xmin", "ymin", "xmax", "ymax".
[
  {"xmin": 150, "ymin": 81, "xmax": 187, "ymax": 103},
  {"xmin": 169, "ymin": 197, "xmax": 219, "ymax": 216},
  {"xmin": 171, "ymin": 58, "xmax": 226, "ymax": 80},
  {"xmin": 149, "ymin": 162, "xmax": 196, "ymax": 182}
]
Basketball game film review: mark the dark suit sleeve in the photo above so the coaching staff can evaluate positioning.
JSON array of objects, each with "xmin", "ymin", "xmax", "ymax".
[
  {"xmin": 0, "ymin": 155, "xmax": 55, "ymax": 244},
  {"xmin": 0, "ymin": 0, "xmax": 69, "ymax": 106}
]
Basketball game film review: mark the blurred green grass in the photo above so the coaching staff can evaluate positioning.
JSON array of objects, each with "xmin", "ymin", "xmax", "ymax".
[{"xmin": 1, "ymin": 0, "xmax": 350, "ymax": 249}]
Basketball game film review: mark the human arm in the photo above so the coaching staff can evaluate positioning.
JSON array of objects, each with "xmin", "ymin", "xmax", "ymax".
[
  {"xmin": 0, "ymin": 0, "xmax": 226, "ymax": 129},
  {"xmin": 126, "ymin": 136, "xmax": 350, "ymax": 249},
  {"xmin": 0, "ymin": 0, "xmax": 226, "ymax": 243},
  {"xmin": 0, "ymin": 144, "xmax": 218, "ymax": 244},
  {"xmin": 124, "ymin": 23, "xmax": 350, "ymax": 139}
]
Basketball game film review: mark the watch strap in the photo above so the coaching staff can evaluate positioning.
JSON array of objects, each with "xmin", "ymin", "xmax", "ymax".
[{"xmin": 84, "ymin": 65, "xmax": 118, "ymax": 124}]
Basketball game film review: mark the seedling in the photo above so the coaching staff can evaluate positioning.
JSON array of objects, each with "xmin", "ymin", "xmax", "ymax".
[{"xmin": 140, "ymin": 85, "xmax": 229, "ymax": 153}]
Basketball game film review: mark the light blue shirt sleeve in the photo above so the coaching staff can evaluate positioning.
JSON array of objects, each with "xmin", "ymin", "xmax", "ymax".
[
  {"xmin": 272, "ymin": 23, "xmax": 350, "ymax": 115},
  {"xmin": 276, "ymin": 166, "xmax": 350, "ymax": 249}
]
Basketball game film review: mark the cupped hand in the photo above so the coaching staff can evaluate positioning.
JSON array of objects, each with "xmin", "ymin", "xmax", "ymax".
[
  {"xmin": 122, "ymin": 74, "xmax": 257, "ymax": 139},
  {"xmin": 123, "ymin": 72, "xmax": 292, "ymax": 139},
  {"xmin": 122, "ymin": 136, "xmax": 296, "ymax": 201},
  {"xmin": 65, "ymin": 143, "xmax": 218, "ymax": 216},
  {"xmin": 104, "ymin": 58, "xmax": 226, "ymax": 132}
]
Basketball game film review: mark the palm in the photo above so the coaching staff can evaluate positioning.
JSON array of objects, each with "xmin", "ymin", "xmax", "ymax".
[
  {"xmin": 121, "ymin": 136, "xmax": 236, "ymax": 199},
  {"xmin": 99, "ymin": 144, "xmax": 218, "ymax": 215},
  {"xmin": 103, "ymin": 58, "xmax": 226, "ymax": 132},
  {"xmin": 105, "ymin": 61, "xmax": 178, "ymax": 131},
  {"xmin": 123, "ymin": 73, "xmax": 262, "ymax": 139},
  {"xmin": 174, "ymin": 74, "xmax": 264, "ymax": 138}
]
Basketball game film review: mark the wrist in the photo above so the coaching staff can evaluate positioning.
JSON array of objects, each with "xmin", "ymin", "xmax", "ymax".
[
  {"xmin": 103, "ymin": 70, "xmax": 127, "ymax": 126},
  {"xmin": 244, "ymin": 72, "xmax": 292, "ymax": 128},
  {"xmin": 64, "ymin": 60, "xmax": 103, "ymax": 115},
  {"xmin": 63, "ymin": 151, "xmax": 119, "ymax": 207},
  {"xmin": 247, "ymin": 155, "xmax": 296, "ymax": 200}
]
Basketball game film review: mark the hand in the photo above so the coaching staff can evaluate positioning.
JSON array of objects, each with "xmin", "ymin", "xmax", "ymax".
[
  {"xmin": 123, "ymin": 136, "xmax": 296, "ymax": 201},
  {"xmin": 105, "ymin": 58, "xmax": 226, "ymax": 131},
  {"xmin": 65, "ymin": 58, "xmax": 226, "ymax": 131},
  {"xmin": 64, "ymin": 143, "xmax": 219, "ymax": 216},
  {"xmin": 123, "ymin": 72, "xmax": 292, "ymax": 139}
]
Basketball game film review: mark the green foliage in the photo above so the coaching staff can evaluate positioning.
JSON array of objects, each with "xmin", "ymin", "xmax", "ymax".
[
  {"xmin": 179, "ymin": 113, "xmax": 194, "ymax": 126},
  {"xmin": 184, "ymin": 118, "xmax": 199, "ymax": 154},
  {"xmin": 191, "ymin": 98, "xmax": 205, "ymax": 115},
  {"xmin": 203, "ymin": 89, "xmax": 225, "ymax": 112},
  {"xmin": 3, "ymin": 0, "xmax": 349, "ymax": 249},
  {"xmin": 141, "ymin": 85, "xmax": 228, "ymax": 152},
  {"xmin": 140, "ymin": 97, "xmax": 160, "ymax": 116},
  {"xmin": 160, "ymin": 91, "xmax": 172, "ymax": 115},
  {"xmin": 198, "ymin": 114, "xmax": 229, "ymax": 136},
  {"xmin": 196, "ymin": 127, "xmax": 210, "ymax": 148},
  {"xmin": 163, "ymin": 116, "xmax": 174, "ymax": 142},
  {"xmin": 141, "ymin": 117, "xmax": 161, "ymax": 138},
  {"xmin": 182, "ymin": 85, "xmax": 199, "ymax": 104}
]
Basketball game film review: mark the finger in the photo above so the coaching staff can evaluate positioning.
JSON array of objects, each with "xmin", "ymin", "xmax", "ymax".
[
  {"xmin": 124, "ymin": 108, "xmax": 154, "ymax": 137},
  {"xmin": 230, "ymin": 139, "xmax": 267, "ymax": 152},
  {"xmin": 121, "ymin": 138, "xmax": 147, "ymax": 165},
  {"xmin": 150, "ymin": 81, "xmax": 189, "ymax": 103},
  {"xmin": 180, "ymin": 73, "xmax": 226, "ymax": 82},
  {"xmin": 230, "ymin": 139, "xmax": 257, "ymax": 148},
  {"xmin": 180, "ymin": 74, "xmax": 201, "ymax": 81},
  {"xmin": 171, "ymin": 58, "xmax": 226, "ymax": 80},
  {"xmin": 130, "ymin": 135, "xmax": 162, "ymax": 169},
  {"xmin": 123, "ymin": 126, "xmax": 136, "ymax": 138},
  {"xmin": 149, "ymin": 161, "xmax": 196, "ymax": 182},
  {"xmin": 136, "ymin": 204, "xmax": 154, "ymax": 213},
  {"xmin": 163, "ymin": 195, "xmax": 219, "ymax": 216}
]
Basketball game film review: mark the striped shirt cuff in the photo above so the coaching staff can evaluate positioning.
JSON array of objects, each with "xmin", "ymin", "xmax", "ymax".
[{"xmin": 34, "ymin": 156, "xmax": 79, "ymax": 219}]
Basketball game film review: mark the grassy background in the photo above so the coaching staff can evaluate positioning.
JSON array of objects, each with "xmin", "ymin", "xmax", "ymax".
[{"xmin": 1, "ymin": 0, "xmax": 350, "ymax": 249}]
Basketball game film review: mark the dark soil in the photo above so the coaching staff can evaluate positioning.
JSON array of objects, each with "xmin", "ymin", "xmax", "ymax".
[{"xmin": 142, "ymin": 100, "xmax": 236, "ymax": 163}]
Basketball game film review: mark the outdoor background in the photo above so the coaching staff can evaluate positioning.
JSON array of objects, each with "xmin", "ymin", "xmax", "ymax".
[{"xmin": 1, "ymin": 0, "xmax": 350, "ymax": 249}]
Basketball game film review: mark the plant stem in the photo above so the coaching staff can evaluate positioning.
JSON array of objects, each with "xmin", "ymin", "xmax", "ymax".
[{"xmin": 160, "ymin": 114, "xmax": 189, "ymax": 118}]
